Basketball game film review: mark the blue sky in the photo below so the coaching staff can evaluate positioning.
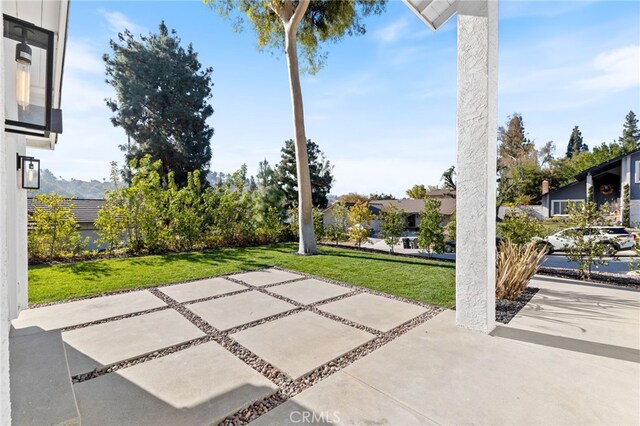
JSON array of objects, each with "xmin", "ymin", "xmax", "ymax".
[{"xmin": 37, "ymin": 0, "xmax": 640, "ymax": 196}]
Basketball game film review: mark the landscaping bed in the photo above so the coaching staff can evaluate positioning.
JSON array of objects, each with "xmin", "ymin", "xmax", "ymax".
[{"xmin": 495, "ymin": 287, "xmax": 539, "ymax": 324}]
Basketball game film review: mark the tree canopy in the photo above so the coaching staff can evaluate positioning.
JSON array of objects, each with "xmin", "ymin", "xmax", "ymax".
[
  {"xmin": 565, "ymin": 125, "xmax": 587, "ymax": 158},
  {"xmin": 104, "ymin": 22, "xmax": 214, "ymax": 187},
  {"xmin": 205, "ymin": 0, "xmax": 386, "ymax": 74},
  {"xmin": 619, "ymin": 110, "xmax": 640, "ymax": 152}
]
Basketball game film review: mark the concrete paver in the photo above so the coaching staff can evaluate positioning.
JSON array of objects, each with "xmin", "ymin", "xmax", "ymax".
[
  {"xmin": 11, "ymin": 290, "xmax": 166, "ymax": 334},
  {"xmin": 158, "ymin": 277, "xmax": 246, "ymax": 303},
  {"xmin": 63, "ymin": 310, "xmax": 206, "ymax": 376},
  {"xmin": 74, "ymin": 342, "xmax": 278, "ymax": 426},
  {"xmin": 267, "ymin": 279, "xmax": 353, "ymax": 305},
  {"xmin": 250, "ymin": 370, "xmax": 435, "ymax": 425},
  {"xmin": 319, "ymin": 293, "xmax": 427, "ymax": 332},
  {"xmin": 189, "ymin": 291, "xmax": 296, "ymax": 331},
  {"xmin": 233, "ymin": 269, "xmax": 304, "ymax": 287},
  {"xmin": 231, "ymin": 311, "xmax": 374, "ymax": 380}
]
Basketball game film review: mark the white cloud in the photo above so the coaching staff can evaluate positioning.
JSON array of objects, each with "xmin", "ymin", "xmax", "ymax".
[
  {"xmin": 65, "ymin": 39, "xmax": 104, "ymax": 74},
  {"xmin": 373, "ymin": 18, "xmax": 409, "ymax": 45},
  {"xmin": 99, "ymin": 9, "xmax": 146, "ymax": 36},
  {"xmin": 573, "ymin": 45, "xmax": 640, "ymax": 92}
]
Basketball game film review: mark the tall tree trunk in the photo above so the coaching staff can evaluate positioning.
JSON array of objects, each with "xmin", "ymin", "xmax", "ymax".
[{"xmin": 284, "ymin": 26, "xmax": 317, "ymax": 255}]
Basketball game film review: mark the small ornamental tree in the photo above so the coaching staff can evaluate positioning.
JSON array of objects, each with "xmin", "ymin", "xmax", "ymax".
[
  {"xmin": 418, "ymin": 198, "xmax": 444, "ymax": 257},
  {"xmin": 123, "ymin": 156, "xmax": 168, "ymax": 254},
  {"xmin": 565, "ymin": 201, "xmax": 613, "ymax": 278},
  {"xmin": 622, "ymin": 184, "xmax": 630, "ymax": 227},
  {"xmin": 380, "ymin": 204, "xmax": 407, "ymax": 253},
  {"xmin": 500, "ymin": 210, "xmax": 544, "ymax": 245},
  {"xmin": 28, "ymin": 193, "xmax": 83, "ymax": 261},
  {"xmin": 406, "ymin": 184, "xmax": 428, "ymax": 199},
  {"xmin": 324, "ymin": 202, "xmax": 350, "ymax": 246},
  {"xmin": 445, "ymin": 211, "xmax": 456, "ymax": 241},
  {"xmin": 165, "ymin": 170, "xmax": 206, "ymax": 251},
  {"xmin": 95, "ymin": 163, "xmax": 127, "ymax": 254},
  {"xmin": 348, "ymin": 200, "xmax": 373, "ymax": 248}
]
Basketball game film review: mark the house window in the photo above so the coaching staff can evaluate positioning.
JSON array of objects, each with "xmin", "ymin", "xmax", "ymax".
[
  {"xmin": 551, "ymin": 200, "xmax": 584, "ymax": 216},
  {"xmin": 635, "ymin": 161, "xmax": 640, "ymax": 183},
  {"xmin": 407, "ymin": 214, "xmax": 416, "ymax": 228}
]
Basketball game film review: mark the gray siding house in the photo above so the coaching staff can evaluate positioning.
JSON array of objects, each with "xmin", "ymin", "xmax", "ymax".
[{"xmin": 540, "ymin": 149, "xmax": 640, "ymax": 224}]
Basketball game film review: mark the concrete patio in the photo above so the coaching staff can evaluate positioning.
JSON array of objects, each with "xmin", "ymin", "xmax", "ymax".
[{"xmin": 9, "ymin": 269, "xmax": 640, "ymax": 425}]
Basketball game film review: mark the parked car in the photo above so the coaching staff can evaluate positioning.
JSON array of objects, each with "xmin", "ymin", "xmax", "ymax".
[{"xmin": 533, "ymin": 226, "xmax": 635, "ymax": 255}]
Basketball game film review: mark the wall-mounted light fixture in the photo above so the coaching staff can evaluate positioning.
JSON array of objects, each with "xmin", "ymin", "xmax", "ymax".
[
  {"xmin": 16, "ymin": 154, "xmax": 40, "ymax": 190},
  {"xmin": 3, "ymin": 14, "xmax": 62, "ymax": 137}
]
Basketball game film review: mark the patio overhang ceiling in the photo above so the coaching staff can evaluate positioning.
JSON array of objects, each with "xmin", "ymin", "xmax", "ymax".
[
  {"xmin": 3, "ymin": 0, "xmax": 69, "ymax": 150},
  {"xmin": 402, "ymin": 0, "xmax": 458, "ymax": 31}
]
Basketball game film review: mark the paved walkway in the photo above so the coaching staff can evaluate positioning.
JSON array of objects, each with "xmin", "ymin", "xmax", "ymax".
[
  {"xmin": 10, "ymin": 268, "xmax": 437, "ymax": 425},
  {"xmin": 9, "ymin": 271, "xmax": 639, "ymax": 425}
]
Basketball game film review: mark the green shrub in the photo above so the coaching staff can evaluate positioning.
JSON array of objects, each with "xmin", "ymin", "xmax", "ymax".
[
  {"xmin": 28, "ymin": 193, "xmax": 84, "ymax": 262},
  {"xmin": 499, "ymin": 210, "xmax": 544, "ymax": 245}
]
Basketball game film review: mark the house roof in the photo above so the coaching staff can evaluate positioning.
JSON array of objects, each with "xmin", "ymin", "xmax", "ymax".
[
  {"xmin": 539, "ymin": 148, "xmax": 640, "ymax": 199},
  {"xmin": 370, "ymin": 198, "xmax": 456, "ymax": 216},
  {"xmin": 27, "ymin": 198, "xmax": 105, "ymax": 224},
  {"xmin": 574, "ymin": 147, "xmax": 640, "ymax": 181},
  {"xmin": 425, "ymin": 189, "xmax": 456, "ymax": 198}
]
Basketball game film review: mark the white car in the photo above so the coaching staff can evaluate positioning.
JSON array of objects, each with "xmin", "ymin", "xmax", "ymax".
[{"xmin": 534, "ymin": 226, "xmax": 635, "ymax": 255}]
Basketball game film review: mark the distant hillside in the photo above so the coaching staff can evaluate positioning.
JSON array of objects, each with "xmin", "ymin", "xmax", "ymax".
[
  {"xmin": 34, "ymin": 169, "xmax": 244, "ymax": 199},
  {"xmin": 35, "ymin": 169, "xmax": 115, "ymax": 199}
]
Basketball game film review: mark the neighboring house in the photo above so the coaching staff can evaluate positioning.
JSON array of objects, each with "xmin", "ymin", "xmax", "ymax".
[
  {"xmin": 27, "ymin": 198, "xmax": 106, "ymax": 250},
  {"xmin": 540, "ymin": 148, "xmax": 640, "ymax": 224},
  {"xmin": 323, "ymin": 190, "xmax": 456, "ymax": 236}
]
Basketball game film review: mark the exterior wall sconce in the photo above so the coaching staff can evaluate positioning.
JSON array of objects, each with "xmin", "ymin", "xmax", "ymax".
[
  {"xmin": 3, "ymin": 14, "xmax": 62, "ymax": 137},
  {"xmin": 16, "ymin": 154, "xmax": 40, "ymax": 190}
]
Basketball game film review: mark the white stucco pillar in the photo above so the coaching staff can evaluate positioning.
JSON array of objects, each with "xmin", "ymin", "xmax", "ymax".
[
  {"xmin": 455, "ymin": 0, "xmax": 498, "ymax": 333},
  {"xmin": 0, "ymin": 15, "xmax": 13, "ymax": 424},
  {"xmin": 586, "ymin": 173, "xmax": 593, "ymax": 201}
]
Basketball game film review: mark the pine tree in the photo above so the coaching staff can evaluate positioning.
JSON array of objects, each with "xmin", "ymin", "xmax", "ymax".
[
  {"xmin": 276, "ymin": 139, "xmax": 334, "ymax": 209},
  {"xmin": 104, "ymin": 22, "xmax": 214, "ymax": 187},
  {"xmin": 619, "ymin": 111, "xmax": 640, "ymax": 152},
  {"xmin": 565, "ymin": 126, "xmax": 587, "ymax": 158}
]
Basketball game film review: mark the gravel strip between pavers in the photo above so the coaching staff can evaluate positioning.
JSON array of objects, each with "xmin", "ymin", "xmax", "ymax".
[
  {"xmin": 180, "ymin": 287, "xmax": 253, "ymax": 305},
  {"xmin": 218, "ymin": 308, "xmax": 441, "ymax": 426},
  {"xmin": 71, "ymin": 335, "xmax": 212, "ymax": 383},
  {"xmin": 61, "ymin": 305, "xmax": 170, "ymax": 332}
]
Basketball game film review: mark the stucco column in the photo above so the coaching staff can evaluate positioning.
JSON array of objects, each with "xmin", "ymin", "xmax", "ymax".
[{"xmin": 455, "ymin": 0, "xmax": 498, "ymax": 333}]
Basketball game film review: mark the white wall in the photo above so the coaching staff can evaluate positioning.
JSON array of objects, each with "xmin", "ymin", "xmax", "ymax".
[{"xmin": 1, "ymin": 15, "xmax": 13, "ymax": 423}]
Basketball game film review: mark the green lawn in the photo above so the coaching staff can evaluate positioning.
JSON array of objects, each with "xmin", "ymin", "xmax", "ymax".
[{"xmin": 28, "ymin": 243, "xmax": 456, "ymax": 307}]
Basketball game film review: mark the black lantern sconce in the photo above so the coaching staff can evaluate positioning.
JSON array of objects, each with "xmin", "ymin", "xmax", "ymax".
[
  {"xmin": 16, "ymin": 154, "xmax": 40, "ymax": 190},
  {"xmin": 3, "ymin": 14, "xmax": 62, "ymax": 137}
]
